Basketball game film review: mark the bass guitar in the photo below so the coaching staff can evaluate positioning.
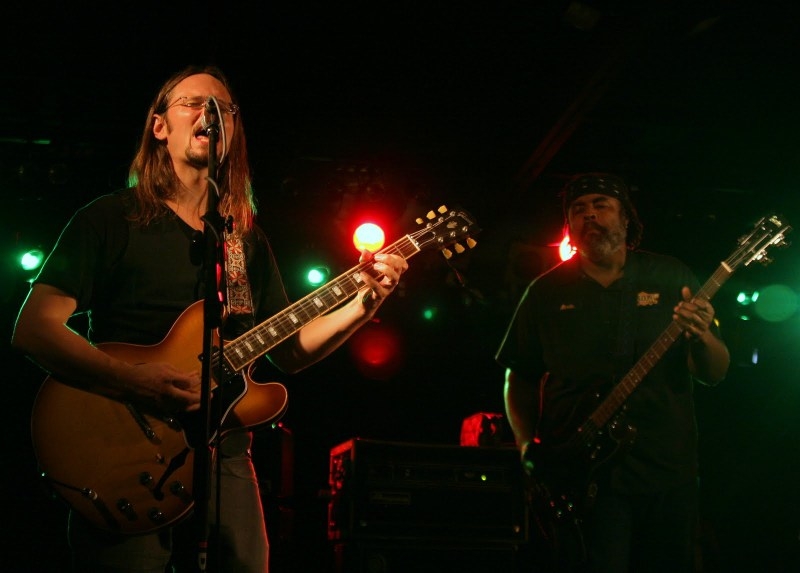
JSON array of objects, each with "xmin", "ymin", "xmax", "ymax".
[
  {"xmin": 31, "ymin": 205, "xmax": 479, "ymax": 535},
  {"xmin": 525, "ymin": 213, "xmax": 791, "ymax": 548}
]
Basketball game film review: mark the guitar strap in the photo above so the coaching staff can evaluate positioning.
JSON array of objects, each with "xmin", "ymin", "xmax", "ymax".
[{"xmin": 224, "ymin": 230, "xmax": 255, "ymax": 329}]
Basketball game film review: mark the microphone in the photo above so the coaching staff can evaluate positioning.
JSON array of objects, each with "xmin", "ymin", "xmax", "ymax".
[{"xmin": 201, "ymin": 97, "xmax": 219, "ymax": 131}]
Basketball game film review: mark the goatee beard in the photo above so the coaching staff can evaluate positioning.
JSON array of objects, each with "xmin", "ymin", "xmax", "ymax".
[
  {"xmin": 578, "ymin": 225, "xmax": 625, "ymax": 261},
  {"xmin": 187, "ymin": 147, "xmax": 211, "ymax": 168}
]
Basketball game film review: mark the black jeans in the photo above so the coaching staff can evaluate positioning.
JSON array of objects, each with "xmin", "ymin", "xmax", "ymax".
[
  {"xmin": 529, "ymin": 480, "xmax": 699, "ymax": 573},
  {"xmin": 585, "ymin": 480, "xmax": 699, "ymax": 573}
]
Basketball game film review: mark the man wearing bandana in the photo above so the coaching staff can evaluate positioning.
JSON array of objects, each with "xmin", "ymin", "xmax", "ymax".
[{"xmin": 496, "ymin": 173, "xmax": 730, "ymax": 572}]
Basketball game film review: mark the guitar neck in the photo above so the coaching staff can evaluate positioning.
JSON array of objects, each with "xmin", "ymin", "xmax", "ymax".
[
  {"xmin": 223, "ymin": 236, "xmax": 421, "ymax": 371},
  {"xmin": 586, "ymin": 262, "xmax": 733, "ymax": 431}
]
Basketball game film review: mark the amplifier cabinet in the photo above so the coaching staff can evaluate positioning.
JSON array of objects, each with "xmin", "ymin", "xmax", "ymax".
[{"xmin": 327, "ymin": 438, "xmax": 527, "ymax": 545}]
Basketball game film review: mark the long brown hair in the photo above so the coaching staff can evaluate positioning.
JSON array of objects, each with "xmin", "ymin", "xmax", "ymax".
[{"xmin": 127, "ymin": 65, "xmax": 256, "ymax": 231}]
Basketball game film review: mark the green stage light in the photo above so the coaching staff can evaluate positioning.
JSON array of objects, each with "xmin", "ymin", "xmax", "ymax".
[
  {"xmin": 736, "ymin": 290, "xmax": 759, "ymax": 305},
  {"xmin": 306, "ymin": 266, "xmax": 329, "ymax": 287},
  {"xmin": 754, "ymin": 284, "xmax": 798, "ymax": 322},
  {"xmin": 20, "ymin": 249, "xmax": 45, "ymax": 271}
]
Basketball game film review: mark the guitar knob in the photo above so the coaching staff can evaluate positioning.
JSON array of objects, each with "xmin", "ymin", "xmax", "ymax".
[
  {"xmin": 116, "ymin": 498, "xmax": 137, "ymax": 520},
  {"xmin": 148, "ymin": 508, "xmax": 166, "ymax": 523},
  {"xmin": 139, "ymin": 472, "xmax": 154, "ymax": 486},
  {"xmin": 170, "ymin": 481, "xmax": 192, "ymax": 503}
]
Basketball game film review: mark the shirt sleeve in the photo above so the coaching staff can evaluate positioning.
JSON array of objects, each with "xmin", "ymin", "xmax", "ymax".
[
  {"xmin": 495, "ymin": 282, "xmax": 547, "ymax": 380},
  {"xmin": 33, "ymin": 193, "xmax": 127, "ymax": 312}
]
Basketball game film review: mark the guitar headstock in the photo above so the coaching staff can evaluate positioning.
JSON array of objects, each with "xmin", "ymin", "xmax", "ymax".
[
  {"xmin": 413, "ymin": 205, "xmax": 480, "ymax": 258},
  {"xmin": 728, "ymin": 214, "xmax": 792, "ymax": 270}
]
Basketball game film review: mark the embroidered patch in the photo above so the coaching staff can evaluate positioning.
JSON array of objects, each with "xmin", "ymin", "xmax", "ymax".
[{"xmin": 637, "ymin": 291, "xmax": 660, "ymax": 307}]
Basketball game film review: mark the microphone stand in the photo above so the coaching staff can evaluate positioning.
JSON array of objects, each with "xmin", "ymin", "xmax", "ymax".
[{"xmin": 193, "ymin": 118, "xmax": 226, "ymax": 572}]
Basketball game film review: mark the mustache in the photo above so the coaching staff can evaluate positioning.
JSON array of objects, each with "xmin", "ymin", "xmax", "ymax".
[{"xmin": 581, "ymin": 221, "xmax": 606, "ymax": 236}]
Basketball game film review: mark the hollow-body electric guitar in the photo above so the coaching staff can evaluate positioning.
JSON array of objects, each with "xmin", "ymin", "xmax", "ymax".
[
  {"xmin": 31, "ymin": 206, "xmax": 479, "ymax": 535},
  {"xmin": 524, "ymin": 213, "xmax": 791, "ymax": 550}
]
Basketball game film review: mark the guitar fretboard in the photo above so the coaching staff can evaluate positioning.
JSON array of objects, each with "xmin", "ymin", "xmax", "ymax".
[{"xmin": 223, "ymin": 236, "xmax": 420, "ymax": 371}]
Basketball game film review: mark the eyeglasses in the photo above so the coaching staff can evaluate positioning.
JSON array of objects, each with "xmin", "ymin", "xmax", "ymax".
[{"xmin": 166, "ymin": 96, "xmax": 240, "ymax": 117}]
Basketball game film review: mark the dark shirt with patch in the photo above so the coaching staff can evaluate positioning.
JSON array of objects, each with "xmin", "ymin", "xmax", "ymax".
[{"xmin": 496, "ymin": 250, "xmax": 722, "ymax": 493}]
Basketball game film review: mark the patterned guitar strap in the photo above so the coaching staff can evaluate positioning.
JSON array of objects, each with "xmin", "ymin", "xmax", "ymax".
[{"xmin": 223, "ymin": 230, "xmax": 255, "ymax": 330}]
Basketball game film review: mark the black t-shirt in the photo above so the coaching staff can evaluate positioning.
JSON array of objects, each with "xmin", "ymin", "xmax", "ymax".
[
  {"xmin": 36, "ymin": 188, "xmax": 290, "ymax": 345},
  {"xmin": 496, "ymin": 250, "xmax": 722, "ymax": 493}
]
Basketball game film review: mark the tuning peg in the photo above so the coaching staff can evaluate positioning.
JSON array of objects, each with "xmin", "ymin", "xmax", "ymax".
[
  {"xmin": 441, "ymin": 248, "xmax": 453, "ymax": 259},
  {"xmin": 466, "ymin": 238, "xmax": 477, "ymax": 249},
  {"xmin": 418, "ymin": 205, "xmax": 451, "ymax": 223},
  {"xmin": 454, "ymin": 243, "xmax": 465, "ymax": 254}
]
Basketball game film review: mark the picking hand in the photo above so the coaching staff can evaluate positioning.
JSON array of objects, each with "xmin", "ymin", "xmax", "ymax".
[{"xmin": 122, "ymin": 362, "xmax": 202, "ymax": 414}]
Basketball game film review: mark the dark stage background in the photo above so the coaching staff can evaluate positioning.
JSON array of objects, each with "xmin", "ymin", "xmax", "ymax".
[{"xmin": 3, "ymin": 2, "xmax": 800, "ymax": 571}]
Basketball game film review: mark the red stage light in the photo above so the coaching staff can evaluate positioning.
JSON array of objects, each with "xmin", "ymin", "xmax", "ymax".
[
  {"xmin": 352, "ymin": 222, "xmax": 385, "ymax": 253},
  {"xmin": 348, "ymin": 321, "xmax": 403, "ymax": 380}
]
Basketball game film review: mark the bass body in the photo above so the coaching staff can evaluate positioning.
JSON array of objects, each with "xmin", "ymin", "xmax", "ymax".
[{"xmin": 524, "ymin": 382, "xmax": 637, "ymax": 533}]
